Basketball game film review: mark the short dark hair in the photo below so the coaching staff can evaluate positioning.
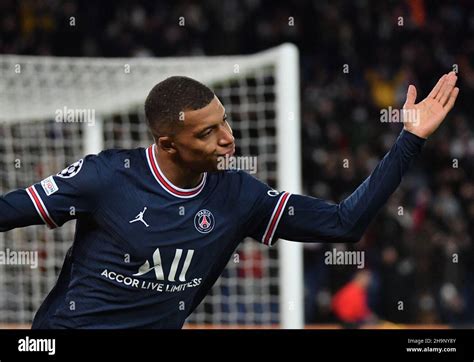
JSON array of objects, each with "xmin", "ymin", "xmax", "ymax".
[{"xmin": 144, "ymin": 76, "xmax": 214, "ymax": 139}]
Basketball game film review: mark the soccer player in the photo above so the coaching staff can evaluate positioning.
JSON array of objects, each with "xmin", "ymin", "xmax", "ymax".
[{"xmin": 0, "ymin": 73, "xmax": 459, "ymax": 328}]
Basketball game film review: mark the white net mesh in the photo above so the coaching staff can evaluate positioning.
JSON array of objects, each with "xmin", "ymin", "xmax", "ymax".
[{"xmin": 0, "ymin": 48, "xmax": 289, "ymax": 326}]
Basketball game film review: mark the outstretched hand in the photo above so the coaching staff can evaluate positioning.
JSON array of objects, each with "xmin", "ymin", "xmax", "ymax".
[{"xmin": 403, "ymin": 71, "xmax": 459, "ymax": 139}]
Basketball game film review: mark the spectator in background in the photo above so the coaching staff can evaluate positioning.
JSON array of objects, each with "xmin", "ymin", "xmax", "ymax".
[{"xmin": 332, "ymin": 270, "xmax": 376, "ymax": 328}]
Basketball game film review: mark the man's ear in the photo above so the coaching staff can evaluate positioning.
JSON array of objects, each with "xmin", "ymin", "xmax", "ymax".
[{"xmin": 157, "ymin": 136, "xmax": 177, "ymax": 154}]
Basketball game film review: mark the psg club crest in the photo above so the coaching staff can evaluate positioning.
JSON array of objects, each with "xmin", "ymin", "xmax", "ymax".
[
  {"xmin": 57, "ymin": 159, "xmax": 84, "ymax": 179},
  {"xmin": 194, "ymin": 209, "xmax": 215, "ymax": 234}
]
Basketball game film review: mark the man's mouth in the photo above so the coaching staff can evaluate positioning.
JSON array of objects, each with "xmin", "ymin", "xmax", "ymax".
[{"xmin": 218, "ymin": 146, "xmax": 235, "ymax": 157}]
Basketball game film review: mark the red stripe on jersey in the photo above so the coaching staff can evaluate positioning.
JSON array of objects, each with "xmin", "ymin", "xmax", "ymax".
[
  {"xmin": 263, "ymin": 192, "xmax": 291, "ymax": 245},
  {"xmin": 26, "ymin": 186, "xmax": 57, "ymax": 229},
  {"xmin": 146, "ymin": 145, "xmax": 206, "ymax": 198}
]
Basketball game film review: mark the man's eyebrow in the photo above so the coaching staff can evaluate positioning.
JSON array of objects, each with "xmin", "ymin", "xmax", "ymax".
[
  {"xmin": 195, "ymin": 113, "xmax": 228, "ymax": 135},
  {"xmin": 195, "ymin": 122, "xmax": 218, "ymax": 135}
]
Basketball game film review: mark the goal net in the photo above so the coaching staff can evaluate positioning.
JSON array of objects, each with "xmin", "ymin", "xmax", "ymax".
[{"xmin": 0, "ymin": 44, "xmax": 302, "ymax": 328}]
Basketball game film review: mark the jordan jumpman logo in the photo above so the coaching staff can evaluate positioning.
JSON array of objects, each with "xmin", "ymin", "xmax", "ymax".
[{"xmin": 129, "ymin": 207, "xmax": 150, "ymax": 227}]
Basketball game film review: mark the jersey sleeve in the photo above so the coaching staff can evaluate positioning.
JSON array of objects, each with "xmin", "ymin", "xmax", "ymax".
[
  {"xmin": 0, "ymin": 188, "xmax": 44, "ymax": 232},
  {"xmin": 238, "ymin": 171, "xmax": 291, "ymax": 246},
  {"xmin": 0, "ymin": 153, "xmax": 108, "ymax": 231},
  {"xmin": 242, "ymin": 129, "xmax": 425, "ymax": 246}
]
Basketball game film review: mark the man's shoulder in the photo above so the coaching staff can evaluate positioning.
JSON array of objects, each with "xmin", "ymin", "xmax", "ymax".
[
  {"xmin": 92, "ymin": 147, "xmax": 145, "ymax": 169},
  {"xmin": 213, "ymin": 169, "xmax": 248, "ymax": 182},
  {"xmin": 212, "ymin": 169, "xmax": 268, "ymax": 191},
  {"xmin": 84, "ymin": 147, "xmax": 147, "ymax": 183},
  {"xmin": 96, "ymin": 147, "xmax": 145, "ymax": 162}
]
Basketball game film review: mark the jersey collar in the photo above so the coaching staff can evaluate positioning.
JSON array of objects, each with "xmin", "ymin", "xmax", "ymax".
[{"xmin": 145, "ymin": 144, "xmax": 207, "ymax": 198}]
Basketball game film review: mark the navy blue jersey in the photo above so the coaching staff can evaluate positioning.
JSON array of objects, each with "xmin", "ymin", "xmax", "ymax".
[{"xmin": 0, "ymin": 130, "xmax": 425, "ymax": 328}]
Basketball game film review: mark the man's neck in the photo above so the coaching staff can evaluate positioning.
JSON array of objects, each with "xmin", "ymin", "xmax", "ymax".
[{"xmin": 154, "ymin": 146, "xmax": 204, "ymax": 189}]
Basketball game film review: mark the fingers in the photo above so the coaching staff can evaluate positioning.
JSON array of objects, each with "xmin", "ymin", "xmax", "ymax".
[
  {"xmin": 428, "ymin": 74, "xmax": 447, "ymax": 99},
  {"xmin": 444, "ymin": 87, "xmax": 459, "ymax": 112},
  {"xmin": 404, "ymin": 84, "xmax": 417, "ymax": 107},
  {"xmin": 438, "ymin": 72, "xmax": 458, "ymax": 105}
]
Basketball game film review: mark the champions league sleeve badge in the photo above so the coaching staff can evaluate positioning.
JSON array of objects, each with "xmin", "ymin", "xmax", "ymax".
[{"xmin": 57, "ymin": 159, "xmax": 84, "ymax": 179}]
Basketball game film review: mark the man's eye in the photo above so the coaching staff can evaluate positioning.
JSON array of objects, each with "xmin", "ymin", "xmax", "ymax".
[{"xmin": 200, "ymin": 130, "xmax": 212, "ymax": 138}]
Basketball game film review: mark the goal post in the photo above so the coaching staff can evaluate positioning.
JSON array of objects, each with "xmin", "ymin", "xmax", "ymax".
[
  {"xmin": 0, "ymin": 43, "xmax": 303, "ymax": 328},
  {"xmin": 275, "ymin": 44, "xmax": 304, "ymax": 329}
]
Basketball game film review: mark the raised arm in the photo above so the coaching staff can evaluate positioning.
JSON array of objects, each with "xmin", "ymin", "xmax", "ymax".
[
  {"xmin": 274, "ymin": 72, "xmax": 459, "ymax": 243},
  {"xmin": 277, "ymin": 129, "xmax": 424, "ymax": 243}
]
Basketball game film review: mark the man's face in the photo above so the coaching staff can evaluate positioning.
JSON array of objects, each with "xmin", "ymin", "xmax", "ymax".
[{"xmin": 163, "ymin": 96, "xmax": 235, "ymax": 172}]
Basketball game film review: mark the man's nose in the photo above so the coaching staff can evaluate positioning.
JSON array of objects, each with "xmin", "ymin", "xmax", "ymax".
[{"xmin": 219, "ymin": 124, "xmax": 235, "ymax": 145}]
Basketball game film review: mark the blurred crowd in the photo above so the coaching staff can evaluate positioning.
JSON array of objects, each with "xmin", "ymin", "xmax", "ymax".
[{"xmin": 1, "ymin": 0, "xmax": 473, "ymax": 325}]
